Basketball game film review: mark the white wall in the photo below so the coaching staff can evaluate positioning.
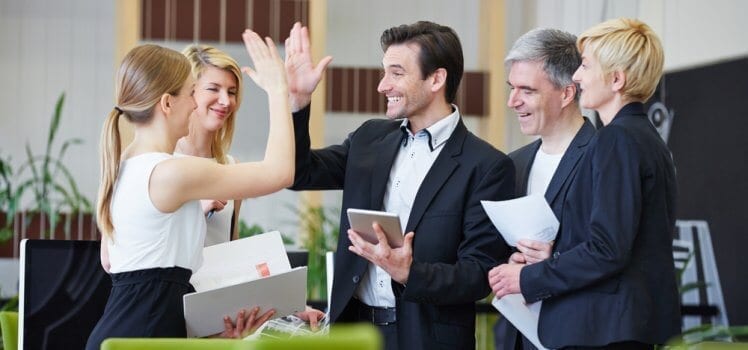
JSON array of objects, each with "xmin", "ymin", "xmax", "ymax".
[
  {"xmin": 506, "ymin": 0, "xmax": 748, "ymax": 73},
  {"xmin": 0, "ymin": 0, "xmax": 114, "ymax": 210},
  {"xmin": 2, "ymin": 0, "xmax": 747, "ymax": 242}
]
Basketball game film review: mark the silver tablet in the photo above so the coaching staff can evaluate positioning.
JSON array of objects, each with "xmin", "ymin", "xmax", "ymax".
[{"xmin": 346, "ymin": 208, "xmax": 404, "ymax": 248}]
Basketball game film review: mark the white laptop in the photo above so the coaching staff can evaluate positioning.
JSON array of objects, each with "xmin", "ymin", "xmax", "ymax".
[{"xmin": 183, "ymin": 231, "xmax": 307, "ymax": 337}]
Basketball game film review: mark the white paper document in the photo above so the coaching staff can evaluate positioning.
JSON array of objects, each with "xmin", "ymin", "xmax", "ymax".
[
  {"xmin": 184, "ymin": 231, "xmax": 307, "ymax": 337},
  {"xmin": 492, "ymin": 294, "xmax": 550, "ymax": 350},
  {"xmin": 481, "ymin": 195, "xmax": 559, "ymax": 246}
]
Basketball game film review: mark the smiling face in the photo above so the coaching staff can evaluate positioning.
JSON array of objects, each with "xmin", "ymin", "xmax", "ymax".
[
  {"xmin": 192, "ymin": 66, "xmax": 238, "ymax": 132},
  {"xmin": 507, "ymin": 60, "xmax": 567, "ymax": 137},
  {"xmin": 376, "ymin": 43, "xmax": 434, "ymax": 120}
]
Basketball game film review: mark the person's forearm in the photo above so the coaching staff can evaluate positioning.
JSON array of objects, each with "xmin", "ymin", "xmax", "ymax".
[
  {"xmin": 289, "ymin": 92, "xmax": 311, "ymax": 113},
  {"xmin": 262, "ymin": 91, "xmax": 295, "ymax": 188}
]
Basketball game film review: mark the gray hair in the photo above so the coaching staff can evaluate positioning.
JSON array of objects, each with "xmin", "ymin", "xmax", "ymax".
[{"xmin": 505, "ymin": 28, "xmax": 580, "ymax": 95}]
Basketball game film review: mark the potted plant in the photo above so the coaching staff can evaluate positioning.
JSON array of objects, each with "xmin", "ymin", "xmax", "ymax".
[
  {"xmin": 0, "ymin": 92, "xmax": 92, "ymax": 256},
  {"xmin": 295, "ymin": 203, "xmax": 339, "ymax": 301}
]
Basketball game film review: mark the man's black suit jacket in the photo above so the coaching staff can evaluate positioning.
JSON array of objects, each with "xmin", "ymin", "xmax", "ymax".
[
  {"xmin": 289, "ymin": 106, "xmax": 514, "ymax": 349},
  {"xmin": 497, "ymin": 119, "xmax": 596, "ymax": 350},
  {"xmin": 520, "ymin": 103, "xmax": 681, "ymax": 348}
]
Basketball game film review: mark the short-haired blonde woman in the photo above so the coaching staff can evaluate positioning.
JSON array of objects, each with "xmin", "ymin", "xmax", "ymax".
[
  {"xmin": 491, "ymin": 18, "xmax": 680, "ymax": 349},
  {"xmin": 87, "ymin": 31, "xmax": 293, "ymax": 349},
  {"xmin": 176, "ymin": 45, "xmax": 244, "ymax": 245}
]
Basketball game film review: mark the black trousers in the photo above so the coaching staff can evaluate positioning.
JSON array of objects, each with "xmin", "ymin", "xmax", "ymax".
[{"xmin": 85, "ymin": 267, "xmax": 194, "ymax": 350}]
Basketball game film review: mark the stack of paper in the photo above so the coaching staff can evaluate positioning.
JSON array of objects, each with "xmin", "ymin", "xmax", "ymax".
[
  {"xmin": 482, "ymin": 195, "xmax": 559, "ymax": 349},
  {"xmin": 481, "ymin": 195, "xmax": 559, "ymax": 246},
  {"xmin": 184, "ymin": 231, "xmax": 307, "ymax": 337},
  {"xmin": 492, "ymin": 294, "xmax": 550, "ymax": 350}
]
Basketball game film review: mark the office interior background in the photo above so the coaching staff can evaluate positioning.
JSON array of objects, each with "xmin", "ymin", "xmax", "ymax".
[{"xmin": 1, "ymin": 0, "xmax": 746, "ymax": 332}]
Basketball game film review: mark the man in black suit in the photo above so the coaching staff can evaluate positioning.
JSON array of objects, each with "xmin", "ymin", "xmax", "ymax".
[
  {"xmin": 283, "ymin": 22, "xmax": 514, "ymax": 349},
  {"xmin": 489, "ymin": 28, "xmax": 595, "ymax": 350},
  {"xmin": 490, "ymin": 19, "xmax": 681, "ymax": 349}
]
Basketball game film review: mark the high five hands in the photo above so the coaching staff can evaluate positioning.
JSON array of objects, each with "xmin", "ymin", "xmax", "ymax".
[
  {"xmin": 241, "ymin": 29, "xmax": 287, "ymax": 95},
  {"xmin": 284, "ymin": 22, "xmax": 333, "ymax": 111}
]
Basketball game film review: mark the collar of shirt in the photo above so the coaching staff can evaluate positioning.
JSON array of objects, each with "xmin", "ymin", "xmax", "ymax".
[{"xmin": 399, "ymin": 104, "xmax": 461, "ymax": 151}]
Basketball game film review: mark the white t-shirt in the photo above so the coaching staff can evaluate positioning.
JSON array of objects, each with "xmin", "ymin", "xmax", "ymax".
[
  {"xmin": 527, "ymin": 147, "xmax": 564, "ymax": 196},
  {"xmin": 108, "ymin": 152, "xmax": 206, "ymax": 273}
]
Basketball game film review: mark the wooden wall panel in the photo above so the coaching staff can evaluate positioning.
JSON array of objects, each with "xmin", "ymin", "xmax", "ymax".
[
  {"xmin": 198, "ymin": 0, "xmax": 220, "ymax": 41},
  {"xmin": 142, "ymin": 0, "xmax": 309, "ymax": 43},
  {"xmin": 324, "ymin": 67, "xmax": 487, "ymax": 116},
  {"xmin": 174, "ymin": 0, "xmax": 194, "ymax": 41},
  {"xmin": 225, "ymin": 0, "xmax": 248, "ymax": 42}
]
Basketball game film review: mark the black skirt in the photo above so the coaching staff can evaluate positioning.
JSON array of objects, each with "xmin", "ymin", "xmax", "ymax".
[{"xmin": 85, "ymin": 267, "xmax": 194, "ymax": 350}]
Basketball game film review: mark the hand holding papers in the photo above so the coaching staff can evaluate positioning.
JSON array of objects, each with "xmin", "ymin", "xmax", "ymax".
[
  {"xmin": 184, "ymin": 231, "xmax": 307, "ymax": 337},
  {"xmin": 481, "ymin": 195, "xmax": 559, "ymax": 246},
  {"xmin": 483, "ymin": 196, "xmax": 558, "ymax": 350}
]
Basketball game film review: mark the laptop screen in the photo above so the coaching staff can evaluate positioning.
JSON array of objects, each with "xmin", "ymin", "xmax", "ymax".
[{"xmin": 19, "ymin": 239, "xmax": 111, "ymax": 350}]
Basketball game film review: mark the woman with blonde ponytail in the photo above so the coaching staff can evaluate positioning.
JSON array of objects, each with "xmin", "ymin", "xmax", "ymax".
[{"xmin": 86, "ymin": 29, "xmax": 313, "ymax": 349}]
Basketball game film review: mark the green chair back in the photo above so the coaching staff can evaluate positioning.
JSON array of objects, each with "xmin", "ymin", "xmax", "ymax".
[
  {"xmin": 101, "ymin": 338, "xmax": 246, "ymax": 350},
  {"xmin": 246, "ymin": 324, "xmax": 381, "ymax": 350},
  {"xmin": 0, "ymin": 311, "xmax": 18, "ymax": 350},
  {"xmin": 101, "ymin": 324, "xmax": 381, "ymax": 350}
]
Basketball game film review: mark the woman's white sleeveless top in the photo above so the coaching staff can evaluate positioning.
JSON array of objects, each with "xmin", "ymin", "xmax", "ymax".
[{"xmin": 107, "ymin": 152, "xmax": 206, "ymax": 273}]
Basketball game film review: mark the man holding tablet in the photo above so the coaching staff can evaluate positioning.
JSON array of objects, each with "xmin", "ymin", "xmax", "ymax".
[
  {"xmin": 346, "ymin": 209, "xmax": 404, "ymax": 248},
  {"xmin": 283, "ymin": 21, "xmax": 514, "ymax": 349}
]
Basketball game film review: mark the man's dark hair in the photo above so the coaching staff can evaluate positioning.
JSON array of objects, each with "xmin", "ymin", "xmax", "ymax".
[{"xmin": 380, "ymin": 21, "xmax": 464, "ymax": 103}]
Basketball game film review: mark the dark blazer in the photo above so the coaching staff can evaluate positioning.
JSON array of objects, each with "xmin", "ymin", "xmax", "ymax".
[
  {"xmin": 290, "ymin": 105, "xmax": 514, "ymax": 349},
  {"xmin": 496, "ymin": 119, "xmax": 596, "ymax": 350},
  {"xmin": 520, "ymin": 103, "xmax": 681, "ymax": 348}
]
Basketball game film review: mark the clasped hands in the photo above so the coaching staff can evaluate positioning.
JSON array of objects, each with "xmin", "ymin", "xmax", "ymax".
[
  {"xmin": 348, "ymin": 223, "xmax": 415, "ymax": 285},
  {"xmin": 489, "ymin": 239, "xmax": 553, "ymax": 299}
]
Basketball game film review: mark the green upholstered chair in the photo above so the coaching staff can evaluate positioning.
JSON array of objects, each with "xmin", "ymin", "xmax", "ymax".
[
  {"xmin": 101, "ymin": 324, "xmax": 382, "ymax": 350},
  {"xmin": 101, "ymin": 338, "xmax": 245, "ymax": 350},
  {"xmin": 690, "ymin": 342, "xmax": 748, "ymax": 349},
  {"xmin": 0, "ymin": 311, "xmax": 18, "ymax": 350}
]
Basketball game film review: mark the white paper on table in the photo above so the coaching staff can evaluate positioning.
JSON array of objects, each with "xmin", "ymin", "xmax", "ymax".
[
  {"xmin": 190, "ymin": 230, "xmax": 291, "ymax": 292},
  {"xmin": 492, "ymin": 294, "xmax": 552, "ymax": 350},
  {"xmin": 481, "ymin": 195, "xmax": 559, "ymax": 246}
]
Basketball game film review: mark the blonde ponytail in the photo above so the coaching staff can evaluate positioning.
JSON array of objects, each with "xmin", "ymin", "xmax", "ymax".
[{"xmin": 96, "ymin": 108, "xmax": 122, "ymax": 238}]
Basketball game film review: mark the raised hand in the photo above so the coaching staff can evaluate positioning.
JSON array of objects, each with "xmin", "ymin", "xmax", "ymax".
[
  {"xmin": 241, "ymin": 30, "xmax": 287, "ymax": 96},
  {"xmin": 284, "ymin": 22, "xmax": 333, "ymax": 111}
]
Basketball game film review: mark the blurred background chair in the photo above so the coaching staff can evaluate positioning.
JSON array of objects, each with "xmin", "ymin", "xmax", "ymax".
[
  {"xmin": 0, "ymin": 311, "xmax": 18, "ymax": 350},
  {"xmin": 674, "ymin": 220, "xmax": 729, "ymax": 329}
]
